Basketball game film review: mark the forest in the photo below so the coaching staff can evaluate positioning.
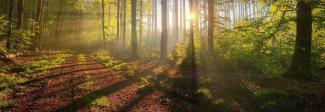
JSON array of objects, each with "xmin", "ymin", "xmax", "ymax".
[{"xmin": 0, "ymin": 0, "xmax": 324, "ymax": 111}]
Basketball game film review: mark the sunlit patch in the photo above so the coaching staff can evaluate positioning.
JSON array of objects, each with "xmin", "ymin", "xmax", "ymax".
[
  {"xmin": 190, "ymin": 12, "xmax": 197, "ymax": 20},
  {"xmin": 91, "ymin": 96, "xmax": 110, "ymax": 107}
]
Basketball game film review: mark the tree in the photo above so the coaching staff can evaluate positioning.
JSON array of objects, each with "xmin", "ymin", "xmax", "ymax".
[
  {"xmin": 116, "ymin": 0, "xmax": 120, "ymax": 41},
  {"xmin": 122, "ymin": 0, "xmax": 126, "ymax": 49},
  {"xmin": 102, "ymin": 0, "xmax": 106, "ymax": 43},
  {"xmin": 54, "ymin": 0, "xmax": 64, "ymax": 41},
  {"xmin": 182, "ymin": 0, "xmax": 186, "ymax": 41},
  {"xmin": 285, "ymin": 0, "xmax": 313, "ymax": 78},
  {"xmin": 35, "ymin": 0, "xmax": 44, "ymax": 51},
  {"xmin": 131, "ymin": 0, "xmax": 138, "ymax": 58},
  {"xmin": 188, "ymin": 0, "xmax": 197, "ymax": 104},
  {"xmin": 17, "ymin": 0, "xmax": 24, "ymax": 29},
  {"xmin": 160, "ymin": 0, "xmax": 168, "ymax": 63},
  {"xmin": 207, "ymin": 0, "xmax": 214, "ymax": 53},
  {"xmin": 6, "ymin": 0, "xmax": 14, "ymax": 50},
  {"xmin": 174, "ymin": 0, "xmax": 179, "ymax": 42},
  {"xmin": 139, "ymin": 0, "xmax": 143, "ymax": 48}
]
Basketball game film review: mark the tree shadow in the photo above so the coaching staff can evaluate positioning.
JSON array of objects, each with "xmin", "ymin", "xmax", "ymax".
[
  {"xmin": 55, "ymin": 76, "xmax": 140, "ymax": 112},
  {"xmin": 118, "ymin": 87, "xmax": 155, "ymax": 112}
]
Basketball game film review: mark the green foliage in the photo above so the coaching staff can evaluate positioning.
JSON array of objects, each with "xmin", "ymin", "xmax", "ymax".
[
  {"xmin": 196, "ymin": 87, "xmax": 234, "ymax": 112},
  {"xmin": 0, "ymin": 73, "xmax": 28, "ymax": 89},
  {"xmin": 0, "ymin": 73, "xmax": 28, "ymax": 109},
  {"xmin": 77, "ymin": 54, "xmax": 86, "ymax": 64},
  {"xmin": 214, "ymin": 2, "xmax": 325, "ymax": 78},
  {"xmin": 0, "ymin": 16, "xmax": 7, "ymax": 37},
  {"xmin": 21, "ymin": 54, "xmax": 71, "ymax": 74},
  {"xmin": 93, "ymin": 50, "xmax": 137, "ymax": 77},
  {"xmin": 0, "ymin": 16, "xmax": 8, "ymax": 55},
  {"xmin": 10, "ymin": 30, "xmax": 34, "ymax": 52},
  {"xmin": 249, "ymin": 89, "xmax": 307, "ymax": 112},
  {"xmin": 91, "ymin": 96, "xmax": 110, "ymax": 107},
  {"xmin": 0, "ymin": 88, "xmax": 12, "ymax": 109},
  {"xmin": 78, "ymin": 74, "xmax": 93, "ymax": 90}
]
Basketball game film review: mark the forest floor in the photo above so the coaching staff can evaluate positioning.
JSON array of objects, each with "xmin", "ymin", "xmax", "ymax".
[
  {"xmin": 1, "ymin": 52, "xmax": 324, "ymax": 112},
  {"xmin": 1, "ymin": 53, "xmax": 193, "ymax": 112}
]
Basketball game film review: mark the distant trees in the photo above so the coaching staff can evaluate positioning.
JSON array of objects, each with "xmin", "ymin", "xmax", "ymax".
[
  {"xmin": 6, "ymin": 0, "xmax": 14, "ymax": 50},
  {"xmin": 160, "ymin": 0, "xmax": 168, "ymax": 63},
  {"xmin": 102, "ymin": 0, "xmax": 105, "ymax": 42},
  {"xmin": 35, "ymin": 0, "xmax": 44, "ymax": 50},
  {"xmin": 131, "ymin": 0, "xmax": 138, "ymax": 58},
  {"xmin": 17, "ymin": 0, "xmax": 24, "ymax": 29},
  {"xmin": 207, "ymin": 0, "xmax": 214, "ymax": 54},
  {"xmin": 116, "ymin": 0, "xmax": 120, "ymax": 41}
]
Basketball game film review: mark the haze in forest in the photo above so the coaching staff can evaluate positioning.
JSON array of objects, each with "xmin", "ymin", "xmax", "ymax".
[{"xmin": 0, "ymin": 0, "xmax": 324, "ymax": 112}]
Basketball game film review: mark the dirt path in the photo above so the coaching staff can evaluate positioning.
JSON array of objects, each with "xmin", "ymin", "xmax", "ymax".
[{"xmin": 5, "ymin": 55, "xmax": 179, "ymax": 112}]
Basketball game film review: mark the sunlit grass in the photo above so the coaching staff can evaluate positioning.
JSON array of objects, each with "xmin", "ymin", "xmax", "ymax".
[
  {"xmin": 78, "ymin": 75, "xmax": 93, "ymax": 90},
  {"xmin": 22, "ymin": 54, "xmax": 72, "ymax": 74},
  {"xmin": 77, "ymin": 54, "xmax": 86, "ymax": 64},
  {"xmin": 0, "ymin": 53, "xmax": 71, "ymax": 109},
  {"xmin": 0, "ymin": 88, "xmax": 12, "ymax": 109},
  {"xmin": 92, "ymin": 50, "xmax": 137, "ymax": 77},
  {"xmin": 0, "ymin": 73, "xmax": 28, "ymax": 109},
  {"xmin": 91, "ymin": 96, "xmax": 110, "ymax": 107}
]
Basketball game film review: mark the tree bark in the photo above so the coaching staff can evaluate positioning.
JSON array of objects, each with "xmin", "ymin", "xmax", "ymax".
[
  {"xmin": 286, "ymin": 0, "xmax": 312, "ymax": 78},
  {"xmin": 122, "ymin": 0, "xmax": 126, "ymax": 49},
  {"xmin": 17, "ymin": 0, "xmax": 24, "ymax": 29},
  {"xmin": 35, "ymin": 0, "xmax": 43, "ymax": 51},
  {"xmin": 131, "ymin": 0, "xmax": 138, "ymax": 58},
  {"xmin": 160, "ymin": 0, "xmax": 168, "ymax": 63},
  {"xmin": 207, "ymin": 0, "xmax": 214, "ymax": 54},
  {"xmin": 117, "ymin": 0, "xmax": 120, "ymax": 41},
  {"xmin": 174, "ymin": 0, "xmax": 179, "ymax": 42},
  {"xmin": 139, "ymin": 0, "xmax": 143, "ymax": 48},
  {"xmin": 6, "ymin": 0, "xmax": 14, "ymax": 50},
  {"xmin": 102, "ymin": 0, "xmax": 106, "ymax": 43}
]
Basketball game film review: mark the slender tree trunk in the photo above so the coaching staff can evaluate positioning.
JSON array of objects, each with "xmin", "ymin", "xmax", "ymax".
[
  {"xmin": 108, "ymin": 3, "xmax": 111, "ymax": 28},
  {"xmin": 286, "ymin": 0, "xmax": 312, "ymax": 78},
  {"xmin": 6, "ymin": 0, "xmax": 14, "ymax": 50},
  {"xmin": 17, "ymin": 0, "xmax": 24, "ymax": 29},
  {"xmin": 183, "ymin": 0, "xmax": 186, "ymax": 42},
  {"xmin": 35, "ymin": 0, "xmax": 43, "ymax": 51},
  {"xmin": 122, "ymin": 0, "xmax": 126, "ymax": 49},
  {"xmin": 102, "ymin": 0, "xmax": 106, "ymax": 43},
  {"xmin": 139, "ymin": 0, "xmax": 143, "ymax": 48},
  {"xmin": 207, "ymin": 0, "xmax": 214, "ymax": 54},
  {"xmin": 174, "ymin": 0, "xmax": 179, "ymax": 42},
  {"xmin": 188, "ymin": 0, "xmax": 197, "ymax": 104},
  {"xmin": 131, "ymin": 0, "xmax": 138, "ymax": 58},
  {"xmin": 160, "ymin": 0, "xmax": 168, "ymax": 63},
  {"xmin": 54, "ymin": 0, "xmax": 64, "ymax": 42},
  {"xmin": 117, "ymin": 0, "xmax": 120, "ymax": 41}
]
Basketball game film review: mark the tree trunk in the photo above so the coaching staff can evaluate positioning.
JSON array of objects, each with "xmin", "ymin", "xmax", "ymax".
[
  {"xmin": 17, "ymin": 0, "xmax": 24, "ymax": 29},
  {"xmin": 102, "ymin": 0, "xmax": 106, "ymax": 43},
  {"xmin": 183, "ymin": 0, "xmax": 186, "ymax": 42},
  {"xmin": 160, "ymin": 0, "xmax": 168, "ymax": 63},
  {"xmin": 35, "ymin": 0, "xmax": 43, "ymax": 51},
  {"xmin": 188, "ymin": 0, "xmax": 197, "ymax": 104},
  {"xmin": 286, "ymin": 0, "xmax": 312, "ymax": 79},
  {"xmin": 117, "ymin": 0, "xmax": 120, "ymax": 41},
  {"xmin": 54, "ymin": 0, "xmax": 64, "ymax": 42},
  {"xmin": 122, "ymin": 0, "xmax": 126, "ymax": 49},
  {"xmin": 131, "ymin": 0, "xmax": 138, "ymax": 58},
  {"xmin": 207, "ymin": 0, "xmax": 214, "ymax": 54},
  {"xmin": 6, "ymin": 0, "xmax": 14, "ymax": 50},
  {"xmin": 174, "ymin": 0, "xmax": 179, "ymax": 42},
  {"xmin": 139, "ymin": 0, "xmax": 143, "ymax": 48}
]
